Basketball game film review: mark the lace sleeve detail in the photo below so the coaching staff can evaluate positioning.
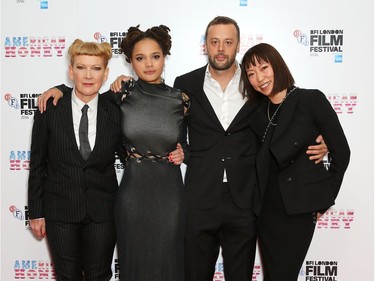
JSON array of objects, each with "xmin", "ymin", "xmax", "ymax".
[
  {"xmin": 181, "ymin": 92, "xmax": 190, "ymax": 112},
  {"xmin": 121, "ymin": 79, "xmax": 136, "ymax": 101}
]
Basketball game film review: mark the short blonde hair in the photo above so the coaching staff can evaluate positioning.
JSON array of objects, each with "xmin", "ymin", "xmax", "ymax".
[{"xmin": 68, "ymin": 39, "xmax": 112, "ymax": 67}]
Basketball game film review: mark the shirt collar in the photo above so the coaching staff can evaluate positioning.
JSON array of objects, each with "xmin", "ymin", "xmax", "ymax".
[
  {"xmin": 205, "ymin": 61, "xmax": 241, "ymax": 82},
  {"xmin": 72, "ymin": 88, "xmax": 99, "ymax": 111}
]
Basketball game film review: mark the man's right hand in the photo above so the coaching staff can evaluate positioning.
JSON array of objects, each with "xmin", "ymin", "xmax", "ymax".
[
  {"xmin": 38, "ymin": 88, "xmax": 63, "ymax": 113},
  {"xmin": 30, "ymin": 218, "xmax": 46, "ymax": 240},
  {"xmin": 110, "ymin": 75, "xmax": 132, "ymax": 92}
]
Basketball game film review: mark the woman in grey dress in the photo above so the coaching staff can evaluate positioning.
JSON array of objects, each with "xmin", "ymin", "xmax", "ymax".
[{"xmin": 114, "ymin": 25, "xmax": 188, "ymax": 281}]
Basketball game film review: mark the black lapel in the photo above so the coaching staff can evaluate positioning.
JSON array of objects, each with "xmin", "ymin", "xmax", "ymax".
[
  {"xmin": 91, "ymin": 94, "xmax": 108, "ymax": 159},
  {"xmin": 59, "ymin": 91, "xmax": 79, "ymax": 154},
  {"xmin": 190, "ymin": 66, "xmax": 224, "ymax": 130},
  {"xmin": 248, "ymin": 98, "xmax": 268, "ymax": 140},
  {"xmin": 228, "ymin": 99, "xmax": 260, "ymax": 131}
]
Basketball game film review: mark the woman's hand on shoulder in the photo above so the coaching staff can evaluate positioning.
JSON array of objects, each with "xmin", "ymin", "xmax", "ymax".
[
  {"xmin": 110, "ymin": 75, "xmax": 133, "ymax": 93},
  {"xmin": 38, "ymin": 88, "xmax": 63, "ymax": 113}
]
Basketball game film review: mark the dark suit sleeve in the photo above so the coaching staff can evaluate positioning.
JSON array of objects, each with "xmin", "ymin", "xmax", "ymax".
[
  {"xmin": 173, "ymin": 77, "xmax": 191, "ymax": 163},
  {"xmin": 101, "ymin": 89, "xmax": 122, "ymax": 104},
  {"xmin": 112, "ymin": 102, "xmax": 126, "ymax": 163},
  {"xmin": 181, "ymin": 106, "xmax": 190, "ymax": 164},
  {"xmin": 54, "ymin": 84, "xmax": 122, "ymax": 105},
  {"xmin": 309, "ymin": 90, "xmax": 350, "ymax": 197},
  {"xmin": 173, "ymin": 76, "xmax": 184, "ymax": 92},
  {"xmin": 28, "ymin": 103, "xmax": 51, "ymax": 219},
  {"xmin": 173, "ymin": 77, "xmax": 179, "ymax": 88},
  {"xmin": 55, "ymin": 84, "xmax": 72, "ymax": 94}
]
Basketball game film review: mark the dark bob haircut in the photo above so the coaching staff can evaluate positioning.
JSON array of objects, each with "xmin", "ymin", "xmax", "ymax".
[{"xmin": 240, "ymin": 43, "xmax": 295, "ymax": 103}]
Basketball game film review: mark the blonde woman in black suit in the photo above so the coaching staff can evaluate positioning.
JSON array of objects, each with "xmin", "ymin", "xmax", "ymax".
[
  {"xmin": 241, "ymin": 43, "xmax": 350, "ymax": 281},
  {"xmin": 28, "ymin": 39, "xmax": 123, "ymax": 281}
]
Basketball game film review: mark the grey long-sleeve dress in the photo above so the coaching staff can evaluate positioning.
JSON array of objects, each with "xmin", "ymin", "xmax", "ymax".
[{"xmin": 114, "ymin": 79, "xmax": 188, "ymax": 281}]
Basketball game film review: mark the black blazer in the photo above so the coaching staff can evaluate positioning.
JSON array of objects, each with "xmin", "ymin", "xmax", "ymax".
[
  {"xmin": 28, "ymin": 90, "xmax": 123, "ymax": 222},
  {"xmin": 249, "ymin": 88, "xmax": 350, "ymax": 215},
  {"xmin": 174, "ymin": 65, "xmax": 260, "ymax": 209}
]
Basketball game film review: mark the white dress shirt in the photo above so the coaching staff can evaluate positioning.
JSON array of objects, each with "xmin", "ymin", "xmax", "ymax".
[{"xmin": 71, "ymin": 89, "xmax": 98, "ymax": 152}]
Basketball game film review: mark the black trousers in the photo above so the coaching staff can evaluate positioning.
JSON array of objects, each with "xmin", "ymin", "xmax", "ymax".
[
  {"xmin": 185, "ymin": 183, "xmax": 257, "ymax": 281},
  {"xmin": 45, "ymin": 217, "xmax": 116, "ymax": 281},
  {"xmin": 257, "ymin": 180, "xmax": 316, "ymax": 281}
]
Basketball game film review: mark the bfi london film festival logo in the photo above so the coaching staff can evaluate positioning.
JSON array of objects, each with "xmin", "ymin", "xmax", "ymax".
[
  {"xmin": 326, "ymin": 93, "xmax": 357, "ymax": 114},
  {"xmin": 14, "ymin": 260, "xmax": 56, "ymax": 279},
  {"xmin": 293, "ymin": 29, "xmax": 343, "ymax": 62},
  {"xmin": 4, "ymin": 92, "xmax": 40, "ymax": 119},
  {"xmin": 10, "ymin": 205, "xmax": 31, "ymax": 230},
  {"xmin": 114, "ymin": 152, "xmax": 125, "ymax": 174},
  {"xmin": 4, "ymin": 36, "xmax": 66, "ymax": 58},
  {"xmin": 9, "ymin": 150, "xmax": 30, "ymax": 170},
  {"xmin": 94, "ymin": 31, "xmax": 126, "ymax": 58},
  {"xmin": 304, "ymin": 260, "xmax": 339, "ymax": 281},
  {"xmin": 199, "ymin": 33, "xmax": 264, "ymax": 55},
  {"xmin": 213, "ymin": 262, "xmax": 263, "ymax": 281}
]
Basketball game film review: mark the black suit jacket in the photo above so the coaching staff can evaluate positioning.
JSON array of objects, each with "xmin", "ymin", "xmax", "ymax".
[
  {"xmin": 28, "ymin": 90, "xmax": 123, "ymax": 222},
  {"xmin": 174, "ymin": 65, "xmax": 260, "ymax": 209},
  {"xmin": 249, "ymin": 88, "xmax": 350, "ymax": 215}
]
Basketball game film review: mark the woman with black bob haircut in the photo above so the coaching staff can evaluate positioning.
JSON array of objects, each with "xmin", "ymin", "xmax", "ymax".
[{"xmin": 241, "ymin": 43, "xmax": 350, "ymax": 281}]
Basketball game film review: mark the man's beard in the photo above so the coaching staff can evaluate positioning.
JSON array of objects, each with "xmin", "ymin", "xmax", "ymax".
[{"xmin": 208, "ymin": 53, "xmax": 236, "ymax": 71}]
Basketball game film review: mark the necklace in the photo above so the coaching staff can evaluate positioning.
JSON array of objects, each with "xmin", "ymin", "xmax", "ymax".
[
  {"xmin": 267, "ymin": 102, "xmax": 278, "ymax": 126},
  {"xmin": 261, "ymin": 87, "xmax": 297, "ymax": 143}
]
